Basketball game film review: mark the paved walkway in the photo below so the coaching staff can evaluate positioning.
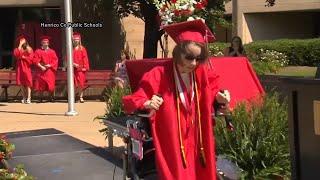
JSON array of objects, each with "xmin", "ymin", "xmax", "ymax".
[{"xmin": 0, "ymin": 101, "xmax": 124, "ymax": 148}]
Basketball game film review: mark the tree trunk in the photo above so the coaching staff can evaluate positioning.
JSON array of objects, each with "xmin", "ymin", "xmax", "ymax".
[{"xmin": 141, "ymin": 3, "xmax": 161, "ymax": 58}]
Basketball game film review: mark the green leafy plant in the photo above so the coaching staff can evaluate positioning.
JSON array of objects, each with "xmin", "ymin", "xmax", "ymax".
[
  {"xmin": 94, "ymin": 86, "xmax": 131, "ymax": 140},
  {"xmin": 209, "ymin": 42, "xmax": 228, "ymax": 57},
  {"xmin": 250, "ymin": 49, "xmax": 289, "ymax": 75},
  {"xmin": 104, "ymin": 86, "xmax": 131, "ymax": 119},
  {"xmin": 0, "ymin": 135, "xmax": 15, "ymax": 161},
  {"xmin": 0, "ymin": 164, "xmax": 34, "ymax": 180},
  {"xmin": 244, "ymin": 38, "xmax": 320, "ymax": 66},
  {"xmin": 215, "ymin": 93, "xmax": 291, "ymax": 179},
  {"xmin": 1, "ymin": 135, "xmax": 34, "ymax": 180},
  {"xmin": 209, "ymin": 38, "xmax": 320, "ymax": 67}
]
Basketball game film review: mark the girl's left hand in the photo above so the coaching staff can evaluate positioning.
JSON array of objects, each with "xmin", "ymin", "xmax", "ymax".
[{"xmin": 216, "ymin": 90, "xmax": 231, "ymax": 104}]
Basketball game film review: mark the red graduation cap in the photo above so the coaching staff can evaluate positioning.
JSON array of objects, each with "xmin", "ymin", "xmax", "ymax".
[
  {"xmin": 72, "ymin": 32, "xmax": 81, "ymax": 40},
  {"xmin": 162, "ymin": 19, "xmax": 215, "ymax": 44},
  {"xmin": 40, "ymin": 35, "xmax": 51, "ymax": 42}
]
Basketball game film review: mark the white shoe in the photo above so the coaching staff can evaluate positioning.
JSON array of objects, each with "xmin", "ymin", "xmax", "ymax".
[
  {"xmin": 25, "ymin": 99, "xmax": 31, "ymax": 104},
  {"xmin": 21, "ymin": 98, "xmax": 26, "ymax": 104}
]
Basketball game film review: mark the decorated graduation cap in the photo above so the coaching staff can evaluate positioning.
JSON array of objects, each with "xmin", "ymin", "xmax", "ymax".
[
  {"xmin": 40, "ymin": 35, "xmax": 51, "ymax": 43},
  {"xmin": 72, "ymin": 32, "xmax": 81, "ymax": 40},
  {"xmin": 162, "ymin": 19, "xmax": 215, "ymax": 44}
]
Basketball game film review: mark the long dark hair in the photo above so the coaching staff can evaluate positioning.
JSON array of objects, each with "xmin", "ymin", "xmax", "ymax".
[
  {"xmin": 172, "ymin": 41, "xmax": 209, "ymax": 64},
  {"xmin": 231, "ymin": 36, "xmax": 245, "ymax": 54}
]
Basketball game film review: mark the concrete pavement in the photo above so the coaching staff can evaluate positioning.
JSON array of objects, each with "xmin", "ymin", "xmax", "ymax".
[{"xmin": 0, "ymin": 101, "xmax": 124, "ymax": 148}]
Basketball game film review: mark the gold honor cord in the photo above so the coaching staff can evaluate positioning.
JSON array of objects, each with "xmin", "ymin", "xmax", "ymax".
[
  {"xmin": 176, "ymin": 91, "xmax": 188, "ymax": 168},
  {"xmin": 173, "ymin": 63, "xmax": 206, "ymax": 168},
  {"xmin": 194, "ymin": 73, "xmax": 206, "ymax": 167}
]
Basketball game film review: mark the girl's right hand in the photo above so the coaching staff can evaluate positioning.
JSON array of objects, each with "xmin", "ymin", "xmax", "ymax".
[
  {"xmin": 73, "ymin": 63, "xmax": 79, "ymax": 68},
  {"xmin": 19, "ymin": 39, "xmax": 26, "ymax": 46},
  {"xmin": 143, "ymin": 95, "xmax": 164, "ymax": 110},
  {"xmin": 40, "ymin": 65, "xmax": 47, "ymax": 71}
]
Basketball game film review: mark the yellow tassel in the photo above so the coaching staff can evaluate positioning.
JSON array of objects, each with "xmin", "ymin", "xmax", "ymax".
[
  {"xmin": 181, "ymin": 146, "xmax": 188, "ymax": 168},
  {"xmin": 200, "ymin": 147, "xmax": 206, "ymax": 167},
  {"xmin": 175, "ymin": 64, "xmax": 188, "ymax": 168},
  {"xmin": 195, "ymin": 74, "xmax": 206, "ymax": 167}
]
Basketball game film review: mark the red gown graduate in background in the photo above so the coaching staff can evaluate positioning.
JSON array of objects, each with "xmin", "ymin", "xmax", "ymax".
[
  {"xmin": 13, "ymin": 35, "xmax": 34, "ymax": 104},
  {"xmin": 123, "ymin": 20, "xmax": 230, "ymax": 180},
  {"xmin": 72, "ymin": 33, "xmax": 90, "ymax": 88},
  {"xmin": 33, "ymin": 36, "xmax": 58, "ymax": 93},
  {"xmin": 13, "ymin": 35, "xmax": 33, "ymax": 87}
]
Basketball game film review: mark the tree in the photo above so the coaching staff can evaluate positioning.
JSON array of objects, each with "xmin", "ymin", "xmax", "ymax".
[
  {"xmin": 112, "ymin": 0, "xmax": 275, "ymax": 58},
  {"xmin": 113, "ymin": 0, "xmax": 165, "ymax": 58}
]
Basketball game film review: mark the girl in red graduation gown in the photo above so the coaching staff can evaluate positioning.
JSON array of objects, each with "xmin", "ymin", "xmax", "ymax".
[
  {"xmin": 72, "ymin": 32, "xmax": 90, "ymax": 103},
  {"xmin": 13, "ymin": 35, "xmax": 34, "ymax": 104},
  {"xmin": 122, "ymin": 20, "xmax": 230, "ymax": 180},
  {"xmin": 33, "ymin": 36, "xmax": 58, "ymax": 101}
]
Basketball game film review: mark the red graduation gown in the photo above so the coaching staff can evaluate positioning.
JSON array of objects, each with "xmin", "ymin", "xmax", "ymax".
[
  {"xmin": 33, "ymin": 48, "xmax": 58, "ymax": 92},
  {"xmin": 13, "ymin": 48, "xmax": 33, "ymax": 87},
  {"xmin": 73, "ymin": 46, "xmax": 90, "ymax": 88},
  {"xmin": 123, "ymin": 61, "xmax": 220, "ymax": 180}
]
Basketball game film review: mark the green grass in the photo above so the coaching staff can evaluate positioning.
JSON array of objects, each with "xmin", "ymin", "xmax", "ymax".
[{"xmin": 267, "ymin": 66, "xmax": 317, "ymax": 77}]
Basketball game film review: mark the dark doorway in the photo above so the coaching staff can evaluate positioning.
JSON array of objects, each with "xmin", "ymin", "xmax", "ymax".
[
  {"xmin": 313, "ymin": 12, "xmax": 320, "ymax": 38},
  {"xmin": 0, "ymin": 8, "xmax": 18, "ymax": 69},
  {"xmin": 0, "ymin": 7, "xmax": 61, "ymax": 69}
]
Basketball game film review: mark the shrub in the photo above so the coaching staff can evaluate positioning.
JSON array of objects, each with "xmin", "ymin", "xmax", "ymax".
[
  {"xmin": 209, "ymin": 43, "xmax": 289, "ymax": 74},
  {"xmin": 0, "ymin": 135, "xmax": 14, "ymax": 161},
  {"xmin": 0, "ymin": 164, "xmax": 34, "ymax": 180},
  {"xmin": 209, "ymin": 42, "xmax": 228, "ymax": 57},
  {"xmin": 244, "ymin": 38, "xmax": 320, "ymax": 66},
  {"xmin": 104, "ymin": 86, "xmax": 131, "ymax": 119},
  {"xmin": 215, "ymin": 93, "xmax": 291, "ymax": 179},
  {"xmin": 209, "ymin": 38, "xmax": 320, "ymax": 66},
  {"xmin": 250, "ymin": 49, "xmax": 289, "ymax": 75},
  {"xmin": 1, "ymin": 135, "xmax": 34, "ymax": 179},
  {"xmin": 94, "ymin": 86, "xmax": 131, "ymax": 141}
]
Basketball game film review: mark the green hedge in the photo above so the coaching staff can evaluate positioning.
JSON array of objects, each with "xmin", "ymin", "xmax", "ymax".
[
  {"xmin": 209, "ymin": 42, "xmax": 228, "ymax": 57},
  {"xmin": 209, "ymin": 38, "xmax": 320, "ymax": 66},
  {"xmin": 215, "ymin": 93, "xmax": 290, "ymax": 179}
]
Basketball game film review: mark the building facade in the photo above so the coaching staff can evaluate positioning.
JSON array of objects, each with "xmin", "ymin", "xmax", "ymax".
[
  {"xmin": 0, "ymin": 0, "xmax": 143, "ymax": 70},
  {"xmin": 225, "ymin": 0, "xmax": 320, "ymax": 44}
]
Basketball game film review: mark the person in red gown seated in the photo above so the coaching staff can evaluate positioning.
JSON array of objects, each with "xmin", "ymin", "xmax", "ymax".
[
  {"xmin": 122, "ymin": 20, "xmax": 231, "ymax": 180},
  {"xmin": 13, "ymin": 35, "xmax": 34, "ymax": 104},
  {"xmin": 33, "ymin": 35, "xmax": 58, "ymax": 102},
  {"xmin": 72, "ymin": 32, "xmax": 90, "ymax": 103}
]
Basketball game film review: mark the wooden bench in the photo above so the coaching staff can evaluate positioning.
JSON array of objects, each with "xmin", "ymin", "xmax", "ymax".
[
  {"xmin": 55, "ymin": 70, "xmax": 114, "ymax": 89},
  {"xmin": 0, "ymin": 71, "xmax": 18, "ymax": 101},
  {"xmin": 0, "ymin": 70, "xmax": 114, "ymax": 101}
]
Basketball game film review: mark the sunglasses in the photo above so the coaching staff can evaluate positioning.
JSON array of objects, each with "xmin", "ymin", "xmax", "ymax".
[{"xmin": 184, "ymin": 54, "xmax": 204, "ymax": 61}]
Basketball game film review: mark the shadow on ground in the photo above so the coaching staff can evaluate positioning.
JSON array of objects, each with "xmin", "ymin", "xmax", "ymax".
[
  {"xmin": 0, "ymin": 110, "xmax": 65, "ymax": 116},
  {"xmin": 6, "ymin": 128, "xmax": 124, "ymax": 180}
]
